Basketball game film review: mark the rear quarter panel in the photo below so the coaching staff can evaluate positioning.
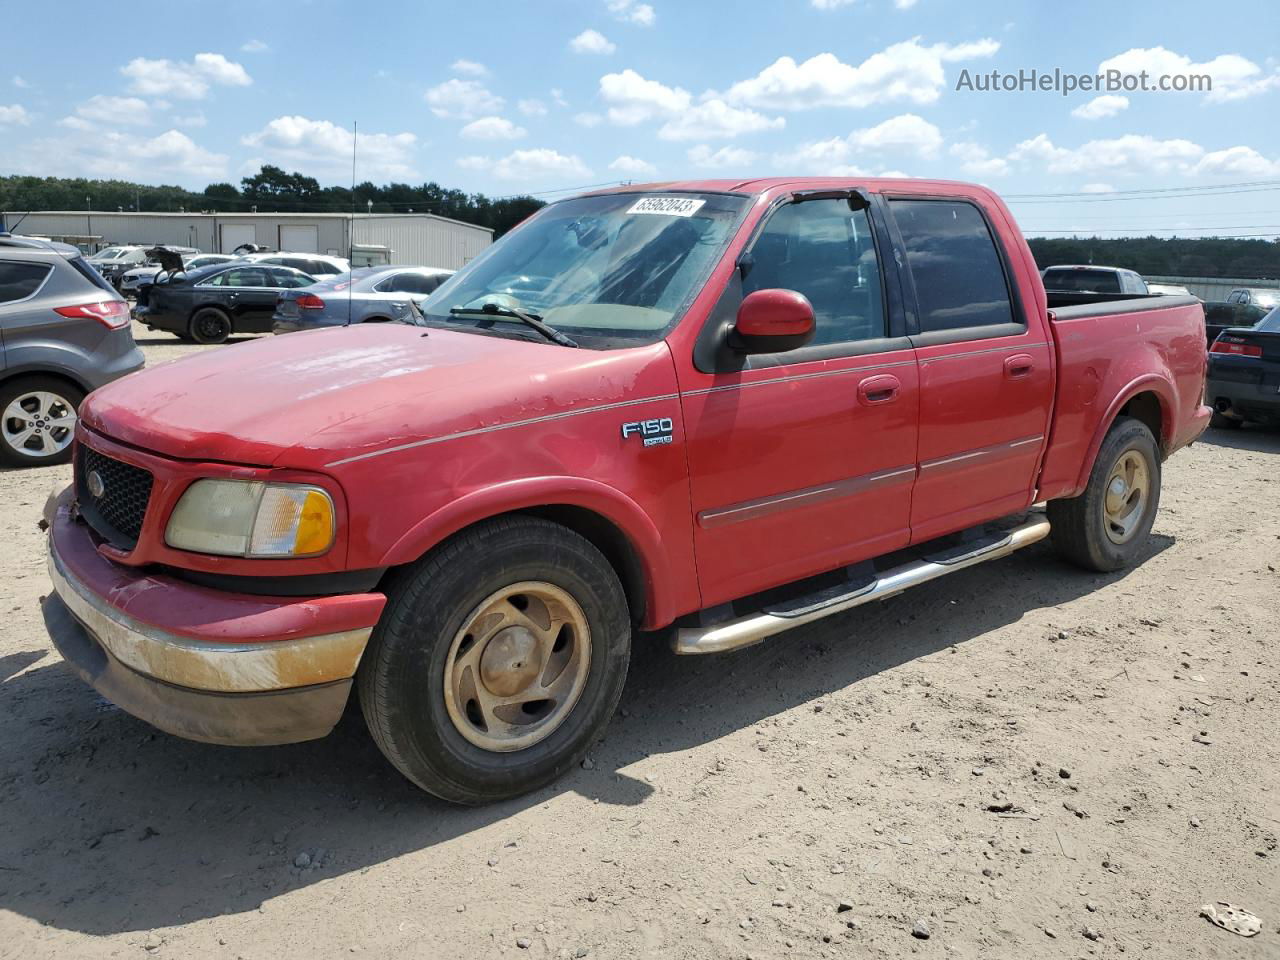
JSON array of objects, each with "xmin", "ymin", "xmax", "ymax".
[{"xmin": 1038, "ymin": 299, "xmax": 1209, "ymax": 501}]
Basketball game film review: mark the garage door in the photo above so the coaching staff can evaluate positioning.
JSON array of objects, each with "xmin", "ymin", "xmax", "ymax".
[
  {"xmin": 220, "ymin": 224, "xmax": 256, "ymax": 253},
  {"xmin": 279, "ymin": 224, "xmax": 320, "ymax": 253}
]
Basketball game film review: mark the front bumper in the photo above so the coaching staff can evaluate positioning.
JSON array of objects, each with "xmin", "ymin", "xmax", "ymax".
[{"xmin": 43, "ymin": 487, "xmax": 386, "ymax": 745}]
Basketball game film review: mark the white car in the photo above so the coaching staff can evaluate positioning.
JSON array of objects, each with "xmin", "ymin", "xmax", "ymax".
[
  {"xmin": 240, "ymin": 251, "xmax": 351, "ymax": 276},
  {"xmin": 119, "ymin": 253, "xmax": 237, "ymax": 296}
]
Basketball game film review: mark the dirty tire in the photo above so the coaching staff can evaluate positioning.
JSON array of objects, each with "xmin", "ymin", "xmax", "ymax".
[
  {"xmin": 0, "ymin": 376, "xmax": 83, "ymax": 468},
  {"xmin": 1209, "ymin": 409, "xmax": 1243, "ymax": 430},
  {"xmin": 359, "ymin": 516, "xmax": 631, "ymax": 805},
  {"xmin": 189, "ymin": 308, "xmax": 232, "ymax": 345},
  {"xmin": 1047, "ymin": 416, "xmax": 1161, "ymax": 572}
]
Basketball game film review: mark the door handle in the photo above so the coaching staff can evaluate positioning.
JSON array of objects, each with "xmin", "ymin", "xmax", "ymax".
[
  {"xmin": 1004, "ymin": 354, "xmax": 1035, "ymax": 379},
  {"xmin": 857, "ymin": 374, "xmax": 901, "ymax": 405}
]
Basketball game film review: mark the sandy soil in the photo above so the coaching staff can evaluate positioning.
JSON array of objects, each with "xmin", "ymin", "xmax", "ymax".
[{"xmin": 1, "ymin": 325, "xmax": 1277, "ymax": 959}]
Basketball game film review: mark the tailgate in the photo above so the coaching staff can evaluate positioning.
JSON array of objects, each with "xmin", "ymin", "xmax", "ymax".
[{"xmin": 1037, "ymin": 296, "xmax": 1207, "ymax": 500}]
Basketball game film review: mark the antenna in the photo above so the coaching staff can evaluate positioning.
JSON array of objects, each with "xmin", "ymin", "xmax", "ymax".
[{"xmin": 347, "ymin": 120, "xmax": 357, "ymax": 327}]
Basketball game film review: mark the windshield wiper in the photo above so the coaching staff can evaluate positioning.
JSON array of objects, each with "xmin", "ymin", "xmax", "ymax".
[{"xmin": 449, "ymin": 303, "xmax": 578, "ymax": 348}]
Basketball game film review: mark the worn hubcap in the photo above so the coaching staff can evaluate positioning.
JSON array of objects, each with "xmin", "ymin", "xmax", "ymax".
[
  {"xmin": 2, "ymin": 391, "xmax": 76, "ymax": 459},
  {"xmin": 443, "ymin": 581, "xmax": 591, "ymax": 752},
  {"xmin": 1103, "ymin": 449, "xmax": 1150, "ymax": 544}
]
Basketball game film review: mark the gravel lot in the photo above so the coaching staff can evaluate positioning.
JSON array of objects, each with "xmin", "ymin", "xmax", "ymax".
[{"xmin": 1, "ymin": 324, "xmax": 1278, "ymax": 959}]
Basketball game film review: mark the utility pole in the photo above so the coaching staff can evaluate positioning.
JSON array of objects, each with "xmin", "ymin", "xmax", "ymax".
[{"xmin": 86, "ymin": 195, "xmax": 92, "ymax": 249}]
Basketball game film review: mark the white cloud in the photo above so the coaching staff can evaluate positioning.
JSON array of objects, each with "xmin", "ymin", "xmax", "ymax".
[
  {"xmin": 459, "ymin": 116, "xmax": 527, "ymax": 140},
  {"xmin": 599, "ymin": 69, "xmax": 690, "ymax": 124},
  {"xmin": 518, "ymin": 98, "xmax": 548, "ymax": 116},
  {"xmin": 574, "ymin": 112, "xmax": 604, "ymax": 127},
  {"xmin": 1098, "ymin": 46, "xmax": 1280, "ymax": 103},
  {"xmin": 0, "ymin": 104, "xmax": 31, "ymax": 126},
  {"xmin": 494, "ymin": 148, "xmax": 591, "ymax": 181},
  {"xmin": 724, "ymin": 37, "xmax": 999, "ymax": 110},
  {"xmin": 949, "ymin": 141, "xmax": 1009, "ymax": 177},
  {"xmin": 12, "ymin": 75, "xmax": 29, "ymax": 89},
  {"xmin": 241, "ymin": 39, "xmax": 270, "ymax": 53},
  {"xmin": 174, "ymin": 112, "xmax": 208, "ymax": 128},
  {"xmin": 811, "ymin": 0, "xmax": 856, "ymax": 8},
  {"xmin": 242, "ymin": 116, "xmax": 417, "ymax": 179},
  {"xmin": 849, "ymin": 112, "xmax": 941, "ymax": 156},
  {"xmin": 1079, "ymin": 183, "xmax": 1115, "ymax": 193},
  {"xmin": 1193, "ymin": 145, "xmax": 1280, "ymax": 178},
  {"xmin": 570, "ymin": 29, "xmax": 616, "ymax": 54},
  {"xmin": 451, "ymin": 59, "xmax": 489, "ymax": 77},
  {"xmin": 551, "ymin": 88, "xmax": 569, "ymax": 107},
  {"xmin": 658, "ymin": 99, "xmax": 784, "ymax": 140},
  {"xmin": 607, "ymin": 0, "xmax": 655, "ymax": 26},
  {"xmin": 424, "ymin": 78, "xmax": 504, "ymax": 118},
  {"xmin": 121, "ymin": 52, "xmax": 252, "ymax": 100},
  {"xmin": 608, "ymin": 155, "xmax": 658, "ymax": 176},
  {"xmin": 73, "ymin": 95, "xmax": 152, "ymax": 127},
  {"xmin": 8, "ymin": 128, "xmax": 227, "ymax": 181},
  {"xmin": 895, "ymin": 0, "xmax": 919, "ymax": 7},
  {"xmin": 1010, "ymin": 132, "xmax": 1203, "ymax": 176},
  {"xmin": 688, "ymin": 144, "xmax": 758, "ymax": 170},
  {"xmin": 1071, "ymin": 94, "xmax": 1129, "ymax": 120}
]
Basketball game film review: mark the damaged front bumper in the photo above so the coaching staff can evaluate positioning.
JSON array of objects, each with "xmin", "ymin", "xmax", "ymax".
[{"xmin": 42, "ymin": 486, "xmax": 386, "ymax": 746}]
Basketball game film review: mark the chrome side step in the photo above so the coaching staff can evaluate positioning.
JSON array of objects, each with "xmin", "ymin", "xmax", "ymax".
[{"xmin": 672, "ymin": 516, "xmax": 1051, "ymax": 655}]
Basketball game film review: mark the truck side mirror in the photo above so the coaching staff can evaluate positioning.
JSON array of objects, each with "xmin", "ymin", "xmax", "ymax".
[{"xmin": 731, "ymin": 289, "xmax": 816, "ymax": 354}]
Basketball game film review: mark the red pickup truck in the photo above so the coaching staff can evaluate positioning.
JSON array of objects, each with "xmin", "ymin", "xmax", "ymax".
[{"xmin": 43, "ymin": 178, "xmax": 1210, "ymax": 804}]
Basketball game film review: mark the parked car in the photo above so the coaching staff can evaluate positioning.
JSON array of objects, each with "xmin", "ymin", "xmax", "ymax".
[
  {"xmin": 119, "ymin": 252, "xmax": 236, "ymax": 297},
  {"xmin": 1203, "ymin": 299, "xmax": 1267, "ymax": 346},
  {"xmin": 272, "ymin": 266, "xmax": 454, "ymax": 333},
  {"xmin": 1148, "ymin": 282, "xmax": 1194, "ymax": 297},
  {"xmin": 241, "ymin": 252, "xmax": 350, "ymax": 277},
  {"xmin": 86, "ymin": 245, "xmax": 154, "ymax": 289},
  {"xmin": 1205, "ymin": 306, "xmax": 1280, "ymax": 428},
  {"xmin": 135, "ymin": 262, "xmax": 316, "ymax": 343},
  {"xmin": 0, "ymin": 234, "xmax": 143, "ymax": 466},
  {"xmin": 41, "ymin": 178, "xmax": 1210, "ymax": 803},
  {"xmin": 1041, "ymin": 265, "xmax": 1150, "ymax": 303},
  {"xmin": 1225, "ymin": 287, "xmax": 1280, "ymax": 311}
]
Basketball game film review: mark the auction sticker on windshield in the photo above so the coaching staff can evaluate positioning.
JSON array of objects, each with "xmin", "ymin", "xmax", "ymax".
[{"xmin": 627, "ymin": 197, "xmax": 707, "ymax": 217}]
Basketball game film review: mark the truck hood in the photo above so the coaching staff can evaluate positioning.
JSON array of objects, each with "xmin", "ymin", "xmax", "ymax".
[{"xmin": 81, "ymin": 324, "xmax": 677, "ymax": 471}]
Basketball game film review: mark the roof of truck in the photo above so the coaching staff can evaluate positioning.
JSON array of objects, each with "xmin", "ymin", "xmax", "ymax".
[{"xmin": 584, "ymin": 177, "xmax": 987, "ymax": 196}]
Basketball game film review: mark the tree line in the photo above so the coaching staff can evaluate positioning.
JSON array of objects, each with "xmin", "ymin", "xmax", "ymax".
[
  {"xmin": 1027, "ymin": 236, "xmax": 1280, "ymax": 280},
  {"xmin": 0, "ymin": 165, "xmax": 546, "ymax": 237}
]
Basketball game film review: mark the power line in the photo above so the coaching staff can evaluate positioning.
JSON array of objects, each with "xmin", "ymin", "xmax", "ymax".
[
  {"xmin": 1026, "ymin": 229, "xmax": 1280, "ymax": 238},
  {"xmin": 1008, "ymin": 186, "xmax": 1280, "ymax": 205},
  {"xmin": 1004, "ymin": 178, "xmax": 1280, "ymax": 199}
]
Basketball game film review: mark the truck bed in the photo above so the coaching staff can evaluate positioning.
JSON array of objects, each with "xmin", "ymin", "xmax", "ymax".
[{"xmin": 1036, "ymin": 294, "xmax": 1210, "ymax": 501}]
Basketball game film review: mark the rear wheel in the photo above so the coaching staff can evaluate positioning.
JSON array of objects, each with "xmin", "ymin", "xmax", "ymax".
[
  {"xmin": 189, "ymin": 308, "xmax": 232, "ymax": 345},
  {"xmin": 358, "ymin": 516, "xmax": 631, "ymax": 804},
  {"xmin": 0, "ymin": 376, "xmax": 84, "ymax": 468},
  {"xmin": 1210, "ymin": 409, "xmax": 1244, "ymax": 430},
  {"xmin": 1047, "ymin": 416, "xmax": 1161, "ymax": 572}
]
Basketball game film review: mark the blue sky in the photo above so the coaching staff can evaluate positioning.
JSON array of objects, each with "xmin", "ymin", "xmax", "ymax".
[{"xmin": 3, "ymin": 0, "xmax": 1280, "ymax": 238}]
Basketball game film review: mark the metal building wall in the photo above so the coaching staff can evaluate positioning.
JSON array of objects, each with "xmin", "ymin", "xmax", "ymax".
[{"xmin": 350, "ymin": 215, "xmax": 492, "ymax": 269}]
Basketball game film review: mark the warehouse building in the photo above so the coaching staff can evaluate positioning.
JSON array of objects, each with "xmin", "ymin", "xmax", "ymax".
[{"xmin": 0, "ymin": 210, "xmax": 493, "ymax": 270}]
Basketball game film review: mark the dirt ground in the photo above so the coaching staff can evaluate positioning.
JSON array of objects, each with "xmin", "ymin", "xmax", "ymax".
[{"xmin": 1, "ymin": 324, "xmax": 1277, "ymax": 960}]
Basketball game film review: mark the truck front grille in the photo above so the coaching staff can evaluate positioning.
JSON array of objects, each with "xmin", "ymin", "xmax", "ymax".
[{"xmin": 77, "ymin": 445, "xmax": 154, "ymax": 550}]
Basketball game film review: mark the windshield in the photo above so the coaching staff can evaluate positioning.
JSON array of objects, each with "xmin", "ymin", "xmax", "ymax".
[
  {"xmin": 90, "ymin": 247, "xmax": 128, "ymax": 261},
  {"xmin": 1042, "ymin": 268, "xmax": 1121, "ymax": 293},
  {"xmin": 420, "ymin": 192, "xmax": 748, "ymax": 348}
]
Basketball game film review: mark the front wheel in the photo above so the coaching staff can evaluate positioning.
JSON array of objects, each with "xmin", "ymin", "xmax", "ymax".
[
  {"xmin": 358, "ymin": 516, "xmax": 631, "ymax": 804},
  {"xmin": 1047, "ymin": 416, "xmax": 1161, "ymax": 572}
]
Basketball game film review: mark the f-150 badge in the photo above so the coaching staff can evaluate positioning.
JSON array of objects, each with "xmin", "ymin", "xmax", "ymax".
[{"xmin": 621, "ymin": 417, "xmax": 674, "ymax": 447}]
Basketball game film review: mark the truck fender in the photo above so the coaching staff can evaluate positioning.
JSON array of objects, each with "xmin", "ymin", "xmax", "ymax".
[
  {"xmin": 1072, "ymin": 374, "xmax": 1174, "ymax": 494},
  {"xmin": 379, "ymin": 476, "xmax": 674, "ymax": 627}
]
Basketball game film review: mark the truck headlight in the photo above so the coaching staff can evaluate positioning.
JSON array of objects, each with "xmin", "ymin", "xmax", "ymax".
[{"xmin": 165, "ymin": 480, "xmax": 336, "ymax": 557}]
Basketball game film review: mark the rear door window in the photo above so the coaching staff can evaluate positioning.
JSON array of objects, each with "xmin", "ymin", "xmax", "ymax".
[
  {"xmin": 380, "ymin": 272, "xmax": 447, "ymax": 295},
  {"xmin": 0, "ymin": 261, "xmax": 52, "ymax": 304}
]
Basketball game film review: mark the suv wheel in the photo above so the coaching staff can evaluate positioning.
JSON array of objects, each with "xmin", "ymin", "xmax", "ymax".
[
  {"xmin": 0, "ymin": 377, "xmax": 84, "ymax": 467},
  {"xmin": 359, "ymin": 516, "xmax": 631, "ymax": 804},
  {"xmin": 189, "ymin": 308, "xmax": 232, "ymax": 345}
]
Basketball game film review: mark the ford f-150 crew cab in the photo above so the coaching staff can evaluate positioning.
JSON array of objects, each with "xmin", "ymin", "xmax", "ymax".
[{"xmin": 42, "ymin": 178, "xmax": 1211, "ymax": 804}]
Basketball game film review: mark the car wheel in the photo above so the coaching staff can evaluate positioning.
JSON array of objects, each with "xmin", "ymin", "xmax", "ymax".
[
  {"xmin": 1209, "ymin": 409, "xmax": 1243, "ymax": 430},
  {"xmin": 189, "ymin": 308, "xmax": 232, "ymax": 345},
  {"xmin": 0, "ymin": 377, "xmax": 84, "ymax": 468},
  {"xmin": 1047, "ymin": 416, "xmax": 1161, "ymax": 572},
  {"xmin": 358, "ymin": 516, "xmax": 631, "ymax": 804}
]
